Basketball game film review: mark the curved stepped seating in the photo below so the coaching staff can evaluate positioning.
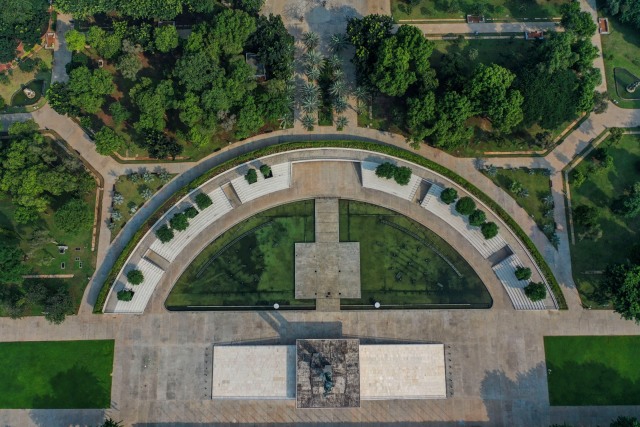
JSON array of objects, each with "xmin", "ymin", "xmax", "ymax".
[
  {"xmin": 150, "ymin": 187, "xmax": 233, "ymax": 262},
  {"xmin": 231, "ymin": 163, "xmax": 291, "ymax": 204},
  {"xmin": 492, "ymin": 254, "xmax": 547, "ymax": 310},
  {"xmin": 361, "ymin": 161, "xmax": 421, "ymax": 201},
  {"xmin": 421, "ymin": 185, "xmax": 507, "ymax": 259},
  {"xmin": 111, "ymin": 257, "xmax": 165, "ymax": 314}
]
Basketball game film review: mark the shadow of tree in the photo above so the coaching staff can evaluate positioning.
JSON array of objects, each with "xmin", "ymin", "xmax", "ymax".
[{"xmin": 31, "ymin": 363, "xmax": 111, "ymax": 409}]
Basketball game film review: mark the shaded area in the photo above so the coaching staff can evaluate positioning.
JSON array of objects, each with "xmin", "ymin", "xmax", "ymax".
[
  {"xmin": 166, "ymin": 200, "xmax": 316, "ymax": 309},
  {"xmin": 0, "ymin": 340, "xmax": 114, "ymax": 409},
  {"xmin": 339, "ymin": 200, "xmax": 492, "ymax": 308},
  {"xmin": 614, "ymin": 67, "xmax": 640, "ymax": 100},
  {"xmin": 544, "ymin": 336, "xmax": 640, "ymax": 406}
]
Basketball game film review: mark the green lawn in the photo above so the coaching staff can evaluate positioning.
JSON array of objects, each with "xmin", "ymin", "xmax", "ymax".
[
  {"xmin": 0, "ymin": 48, "xmax": 52, "ymax": 112},
  {"xmin": 166, "ymin": 200, "xmax": 316, "ymax": 309},
  {"xmin": 544, "ymin": 336, "xmax": 640, "ymax": 405},
  {"xmin": 484, "ymin": 168, "xmax": 554, "ymax": 240},
  {"xmin": 0, "ymin": 340, "xmax": 114, "ymax": 409},
  {"xmin": 569, "ymin": 134, "xmax": 640, "ymax": 307},
  {"xmin": 110, "ymin": 172, "xmax": 174, "ymax": 241},
  {"xmin": 600, "ymin": 12, "xmax": 640, "ymax": 109},
  {"xmin": 339, "ymin": 200, "xmax": 492, "ymax": 308},
  {"xmin": 0, "ymin": 140, "xmax": 96, "ymax": 314},
  {"xmin": 391, "ymin": 0, "xmax": 567, "ymax": 20}
]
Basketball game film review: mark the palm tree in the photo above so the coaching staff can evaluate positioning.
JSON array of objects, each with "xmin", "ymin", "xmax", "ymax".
[
  {"xmin": 336, "ymin": 116, "xmax": 348, "ymax": 130},
  {"xmin": 305, "ymin": 65, "xmax": 321, "ymax": 81},
  {"xmin": 301, "ymin": 114, "xmax": 316, "ymax": 130},
  {"xmin": 329, "ymin": 79, "xmax": 347, "ymax": 99},
  {"xmin": 300, "ymin": 81, "xmax": 319, "ymax": 97},
  {"xmin": 303, "ymin": 49, "xmax": 323, "ymax": 69},
  {"xmin": 327, "ymin": 54, "xmax": 341, "ymax": 70},
  {"xmin": 302, "ymin": 31, "xmax": 319, "ymax": 50},
  {"xmin": 332, "ymin": 67, "xmax": 345, "ymax": 80},
  {"xmin": 333, "ymin": 96, "xmax": 348, "ymax": 113},
  {"xmin": 329, "ymin": 33, "xmax": 348, "ymax": 53},
  {"xmin": 279, "ymin": 112, "xmax": 294, "ymax": 129},
  {"xmin": 301, "ymin": 93, "xmax": 319, "ymax": 113}
]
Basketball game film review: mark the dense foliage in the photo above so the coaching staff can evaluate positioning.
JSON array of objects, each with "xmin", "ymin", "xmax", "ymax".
[
  {"xmin": 604, "ymin": 0, "xmax": 640, "ymax": 29},
  {"xmin": 524, "ymin": 282, "xmax": 547, "ymax": 302},
  {"xmin": 603, "ymin": 263, "xmax": 640, "ymax": 323},
  {"xmin": 0, "ymin": 0, "xmax": 49, "ymax": 62}
]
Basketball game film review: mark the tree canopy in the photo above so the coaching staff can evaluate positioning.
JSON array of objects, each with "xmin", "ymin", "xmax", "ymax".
[
  {"xmin": 604, "ymin": 0, "xmax": 640, "ymax": 29},
  {"xmin": 603, "ymin": 263, "xmax": 640, "ymax": 323},
  {"xmin": 0, "ymin": 0, "xmax": 49, "ymax": 62}
]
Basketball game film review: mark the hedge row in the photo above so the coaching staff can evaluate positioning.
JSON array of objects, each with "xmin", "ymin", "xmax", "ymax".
[{"xmin": 93, "ymin": 140, "xmax": 567, "ymax": 312}]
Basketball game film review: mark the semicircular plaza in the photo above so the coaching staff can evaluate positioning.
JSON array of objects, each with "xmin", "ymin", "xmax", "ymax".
[{"xmin": 102, "ymin": 148, "xmax": 559, "ymax": 314}]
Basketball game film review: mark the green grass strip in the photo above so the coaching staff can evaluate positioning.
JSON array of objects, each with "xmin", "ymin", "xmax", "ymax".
[{"xmin": 94, "ymin": 140, "xmax": 566, "ymax": 312}]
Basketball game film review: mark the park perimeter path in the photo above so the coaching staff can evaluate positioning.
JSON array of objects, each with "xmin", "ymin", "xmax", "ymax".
[{"xmin": 406, "ymin": 21, "xmax": 559, "ymax": 35}]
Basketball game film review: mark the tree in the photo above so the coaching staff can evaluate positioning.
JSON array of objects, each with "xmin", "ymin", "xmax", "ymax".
[
  {"xmin": 393, "ymin": 166, "xmax": 412, "ymax": 186},
  {"xmin": 131, "ymin": 78, "xmax": 174, "ymax": 132},
  {"xmin": 94, "ymin": 127, "xmax": 125, "ymax": 155},
  {"xmin": 0, "ymin": 0, "xmax": 49, "ymax": 60},
  {"xmin": 524, "ymin": 282, "xmax": 547, "ymax": 302},
  {"xmin": 515, "ymin": 266, "xmax": 532, "ymax": 281},
  {"xmin": 235, "ymin": 95, "xmax": 264, "ymax": 139},
  {"xmin": 573, "ymin": 205, "xmax": 598, "ymax": 227},
  {"xmin": 184, "ymin": 206, "xmax": 199, "ymax": 219},
  {"xmin": 603, "ymin": 263, "xmax": 640, "ymax": 323},
  {"xmin": 44, "ymin": 287, "xmax": 73, "ymax": 324},
  {"xmin": 375, "ymin": 162, "xmax": 396, "ymax": 179},
  {"xmin": 346, "ymin": 15, "xmax": 394, "ymax": 83},
  {"xmin": 406, "ymin": 92, "xmax": 436, "ymax": 142},
  {"xmin": 142, "ymin": 130, "xmax": 182, "ymax": 160},
  {"xmin": 67, "ymin": 66, "xmax": 115, "ymax": 114},
  {"xmin": 614, "ymin": 182, "xmax": 640, "ymax": 218},
  {"xmin": 260, "ymin": 164, "xmax": 272, "ymax": 178},
  {"xmin": 455, "ymin": 197, "xmax": 476, "ymax": 216},
  {"xmin": 117, "ymin": 53, "xmax": 142, "ymax": 80},
  {"xmin": 155, "ymin": 224, "xmax": 174, "ymax": 243},
  {"xmin": 440, "ymin": 187, "xmax": 458, "ymax": 204},
  {"xmin": 250, "ymin": 14, "xmax": 294, "ymax": 80},
  {"xmin": 210, "ymin": 9, "xmax": 256, "ymax": 57},
  {"xmin": 609, "ymin": 127, "xmax": 624, "ymax": 144},
  {"xmin": 571, "ymin": 169, "xmax": 586, "ymax": 187},
  {"xmin": 127, "ymin": 269, "xmax": 144, "ymax": 285},
  {"xmin": 117, "ymin": 289, "xmax": 134, "ymax": 301},
  {"xmin": 100, "ymin": 418, "xmax": 124, "ymax": 427},
  {"xmin": 195, "ymin": 192, "xmax": 212, "ymax": 210},
  {"xmin": 109, "ymin": 103, "xmax": 131, "ymax": 126},
  {"xmin": 65, "ymin": 30, "xmax": 86, "ymax": 52},
  {"xmin": 170, "ymin": 212, "xmax": 189, "ymax": 231},
  {"xmin": 604, "ymin": 0, "xmax": 640, "ymax": 29},
  {"xmin": 0, "ymin": 246, "xmax": 27, "ymax": 285},
  {"xmin": 469, "ymin": 209, "xmax": 486, "ymax": 227},
  {"xmin": 86, "ymin": 26, "xmax": 122, "ymax": 59},
  {"xmin": 561, "ymin": 1, "xmax": 597, "ymax": 38},
  {"xmin": 154, "ymin": 25, "xmax": 179, "ymax": 53},
  {"xmin": 47, "ymin": 83, "xmax": 79, "ymax": 116},
  {"xmin": 54, "ymin": 199, "xmax": 92, "ymax": 233},
  {"xmin": 233, "ymin": 0, "xmax": 265, "ymax": 15},
  {"xmin": 481, "ymin": 221, "xmax": 499, "ymax": 239},
  {"xmin": 430, "ymin": 91, "xmax": 473, "ymax": 149},
  {"xmin": 245, "ymin": 169, "xmax": 258, "ymax": 184}
]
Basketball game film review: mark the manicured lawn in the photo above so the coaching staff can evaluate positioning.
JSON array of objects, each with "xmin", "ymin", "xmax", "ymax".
[
  {"xmin": 0, "ymin": 340, "xmax": 114, "ymax": 409},
  {"xmin": 0, "ymin": 140, "xmax": 96, "ymax": 314},
  {"xmin": 110, "ymin": 172, "xmax": 174, "ymax": 241},
  {"xmin": 339, "ymin": 200, "xmax": 492, "ymax": 308},
  {"xmin": 0, "ymin": 48, "xmax": 52, "ymax": 112},
  {"xmin": 569, "ymin": 134, "xmax": 640, "ymax": 307},
  {"xmin": 600, "ymin": 12, "xmax": 640, "ymax": 109},
  {"xmin": 166, "ymin": 200, "xmax": 316, "ymax": 309},
  {"xmin": 544, "ymin": 336, "xmax": 640, "ymax": 405},
  {"xmin": 483, "ymin": 168, "xmax": 554, "ymax": 240},
  {"xmin": 391, "ymin": 0, "xmax": 567, "ymax": 20}
]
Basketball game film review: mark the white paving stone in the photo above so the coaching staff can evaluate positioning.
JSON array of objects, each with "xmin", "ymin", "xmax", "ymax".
[
  {"xmin": 421, "ymin": 185, "xmax": 507, "ymax": 259},
  {"xmin": 492, "ymin": 254, "xmax": 547, "ymax": 310},
  {"xmin": 231, "ymin": 162, "xmax": 291, "ymax": 204},
  {"xmin": 111, "ymin": 257, "xmax": 165, "ymax": 314},
  {"xmin": 361, "ymin": 161, "xmax": 421, "ymax": 201}
]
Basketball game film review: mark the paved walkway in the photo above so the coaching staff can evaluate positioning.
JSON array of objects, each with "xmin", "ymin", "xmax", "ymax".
[
  {"xmin": 408, "ymin": 21, "xmax": 559, "ymax": 35},
  {"xmin": 51, "ymin": 13, "xmax": 72, "ymax": 84}
]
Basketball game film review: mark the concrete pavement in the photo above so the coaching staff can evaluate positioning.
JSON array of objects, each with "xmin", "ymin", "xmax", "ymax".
[{"xmin": 407, "ymin": 21, "xmax": 560, "ymax": 35}]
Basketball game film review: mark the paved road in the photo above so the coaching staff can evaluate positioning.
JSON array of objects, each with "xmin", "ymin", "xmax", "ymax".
[{"xmin": 51, "ymin": 13, "xmax": 72, "ymax": 84}]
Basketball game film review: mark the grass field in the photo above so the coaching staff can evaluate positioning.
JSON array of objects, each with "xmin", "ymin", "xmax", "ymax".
[
  {"xmin": 569, "ymin": 134, "xmax": 640, "ymax": 307},
  {"xmin": 544, "ymin": 336, "xmax": 640, "ymax": 406},
  {"xmin": 0, "ymin": 340, "xmax": 114, "ymax": 409},
  {"xmin": 391, "ymin": 0, "xmax": 567, "ymax": 20},
  {"xmin": 110, "ymin": 172, "xmax": 174, "ymax": 241},
  {"xmin": 600, "ymin": 13, "xmax": 640, "ymax": 109},
  {"xmin": 339, "ymin": 200, "xmax": 492, "ymax": 308},
  {"xmin": 0, "ymin": 48, "xmax": 52, "ymax": 112},
  {"xmin": 166, "ymin": 200, "xmax": 316, "ymax": 309},
  {"xmin": 484, "ymin": 168, "xmax": 554, "ymax": 239}
]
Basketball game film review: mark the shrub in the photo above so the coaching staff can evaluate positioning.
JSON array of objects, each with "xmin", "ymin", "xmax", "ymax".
[
  {"xmin": 54, "ymin": 199, "xmax": 92, "ymax": 233},
  {"xmin": 117, "ymin": 289, "xmax": 134, "ymax": 301},
  {"xmin": 393, "ymin": 166, "xmax": 412, "ymax": 186},
  {"xmin": 440, "ymin": 187, "xmax": 457, "ymax": 204},
  {"xmin": 524, "ymin": 282, "xmax": 547, "ymax": 302},
  {"xmin": 515, "ymin": 266, "xmax": 532, "ymax": 281},
  {"xmin": 260, "ymin": 164, "xmax": 272, "ymax": 178},
  {"xmin": 18, "ymin": 57, "xmax": 37, "ymax": 72},
  {"xmin": 375, "ymin": 162, "xmax": 395, "ymax": 179},
  {"xmin": 170, "ymin": 212, "xmax": 189, "ymax": 231},
  {"xmin": 184, "ymin": 206, "xmax": 199, "ymax": 219},
  {"xmin": 245, "ymin": 169, "xmax": 258, "ymax": 184},
  {"xmin": 469, "ymin": 209, "xmax": 486, "ymax": 226},
  {"xmin": 455, "ymin": 197, "xmax": 476, "ymax": 215},
  {"xmin": 126, "ymin": 269, "xmax": 144, "ymax": 285},
  {"xmin": 155, "ymin": 224, "xmax": 174, "ymax": 243},
  {"xmin": 481, "ymin": 221, "xmax": 499, "ymax": 239},
  {"xmin": 195, "ymin": 192, "xmax": 212, "ymax": 210}
]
